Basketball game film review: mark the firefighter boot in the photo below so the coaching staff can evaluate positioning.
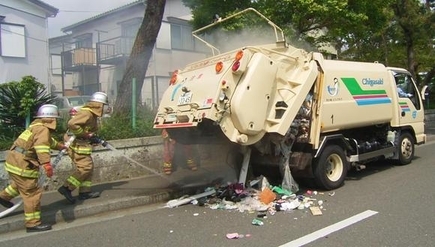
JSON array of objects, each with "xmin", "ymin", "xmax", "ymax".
[
  {"xmin": 26, "ymin": 223, "xmax": 52, "ymax": 233},
  {"xmin": 78, "ymin": 192, "xmax": 100, "ymax": 200},
  {"xmin": 0, "ymin": 197, "xmax": 13, "ymax": 208},
  {"xmin": 163, "ymin": 162, "xmax": 172, "ymax": 175},
  {"xmin": 58, "ymin": 186, "xmax": 76, "ymax": 204},
  {"xmin": 187, "ymin": 159, "xmax": 197, "ymax": 171}
]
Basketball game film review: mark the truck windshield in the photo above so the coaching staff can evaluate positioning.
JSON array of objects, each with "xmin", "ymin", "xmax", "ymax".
[{"xmin": 395, "ymin": 74, "xmax": 421, "ymax": 110}]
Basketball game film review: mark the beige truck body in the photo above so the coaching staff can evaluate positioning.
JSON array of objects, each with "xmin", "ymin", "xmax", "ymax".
[{"xmin": 154, "ymin": 8, "xmax": 426, "ymax": 190}]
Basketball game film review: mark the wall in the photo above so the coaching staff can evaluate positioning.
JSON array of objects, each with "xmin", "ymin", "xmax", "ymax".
[
  {"xmin": 0, "ymin": 136, "xmax": 234, "ymax": 191},
  {"xmin": 0, "ymin": 1, "xmax": 51, "ymax": 85},
  {"xmin": 425, "ymin": 109, "xmax": 435, "ymax": 127}
]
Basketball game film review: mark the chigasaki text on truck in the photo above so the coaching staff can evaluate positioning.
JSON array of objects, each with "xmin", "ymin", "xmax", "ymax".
[{"xmin": 153, "ymin": 8, "xmax": 426, "ymax": 190}]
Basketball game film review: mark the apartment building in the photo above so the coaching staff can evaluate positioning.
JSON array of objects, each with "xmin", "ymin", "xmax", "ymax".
[{"xmin": 50, "ymin": 0, "xmax": 207, "ymax": 108}]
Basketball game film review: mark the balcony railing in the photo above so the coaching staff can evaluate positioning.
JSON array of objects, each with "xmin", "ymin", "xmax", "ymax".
[
  {"xmin": 73, "ymin": 82, "xmax": 100, "ymax": 96},
  {"xmin": 62, "ymin": 48, "xmax": 97, "ymax": 70},
  {"xmin": 98, "ymin": 36, "xmax": 134, "ymax": 65}
]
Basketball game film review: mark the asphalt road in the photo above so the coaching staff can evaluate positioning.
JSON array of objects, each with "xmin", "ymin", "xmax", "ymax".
[{"xmin": 1, "ymin": 141, "xmax": 435, "ymax": 247}]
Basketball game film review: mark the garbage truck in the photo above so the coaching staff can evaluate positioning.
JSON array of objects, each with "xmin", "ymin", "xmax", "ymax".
[{"xmin": 153, "ymin": 8, "xmax": 426, "ymax": 190}]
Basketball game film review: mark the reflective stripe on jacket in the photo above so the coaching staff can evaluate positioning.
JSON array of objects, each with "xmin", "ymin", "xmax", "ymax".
[
  {"xmin": 67, "ymin": 103, "xmax": 101, "ymax": 154},
  {"xmin": 5, "ymin": 119, "xmax": 56, "ymax": 175},
  {"xmin": 4, "ymin": 161, "xmax": 39, "ymax": 178}
]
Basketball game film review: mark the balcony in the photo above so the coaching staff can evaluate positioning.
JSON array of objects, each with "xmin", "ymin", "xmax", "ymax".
[
  {"xmin": 98, "ymin": 36, "xmax": 134, "ymax": 65},
  {"xmin": 62, "ymin": 48, "xmax": 97, "ymax": 72}
]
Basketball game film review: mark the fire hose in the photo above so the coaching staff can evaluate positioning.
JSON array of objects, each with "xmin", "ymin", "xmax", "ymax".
[{"xmin": 91, "ymin": 136, "xmax": 174, "ymax": 184}]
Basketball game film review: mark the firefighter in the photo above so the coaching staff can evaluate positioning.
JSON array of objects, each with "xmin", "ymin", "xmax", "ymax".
[
  {"xmin": 0, "ymin": 104, "xmax": 64, "ymax": 232},
  {"xmin": 57, "ymin": 92, "xmax": 108, "ymax": 204},
  {"xmin": 162, "ymin": 129, "xmax": 197, "ymax": 175}
]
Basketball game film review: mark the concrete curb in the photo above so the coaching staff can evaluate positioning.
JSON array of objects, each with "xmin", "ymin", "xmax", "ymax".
[
  {"xmin": 49, "ymin": 192, "xmax": 172, "ymax": 222},
  {"xmin": 0, "ymin": 191, "xmax": 170, "ymax": 234}
]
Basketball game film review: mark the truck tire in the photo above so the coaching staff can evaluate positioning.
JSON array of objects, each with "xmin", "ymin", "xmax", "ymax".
[
  {"xmin": 313, "ymin": 145, "xmax": 348, "ymax": 190},
  {"xmin": 397, "ymin": 132, "xmax": 414, "ymax": 165}
]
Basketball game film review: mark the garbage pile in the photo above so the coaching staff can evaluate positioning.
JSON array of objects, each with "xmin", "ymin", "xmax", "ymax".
[{"xmin": 165, "ymin": 177, "xmax": 334, "ymax": 219}]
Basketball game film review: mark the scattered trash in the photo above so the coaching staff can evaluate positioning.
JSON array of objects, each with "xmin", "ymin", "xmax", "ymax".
[
  {"xmin": 226, "ymin": 233, "xmax": 240, "ymax": 239},
  {"xmin": 164, "ymin": 178, "xmax": 335, "ymax": 226},
  {"xmin": 259, "ymin": 176, "xmax": 271, "ymax": 191},
  {"xmin": 165, "ymin": 189, "xmax": 216, "ymax": 208},
  {"xmin": 251, "ymin": 218, "xmax": 264, "ymax": 226},
  {"xmin": 257, "ymin": 212, "xmax": 267, "ymax": 218},
  {"xmin": 259, "ymin": 187, "xmax": 276, "ymax": 204},
  {"xmin": 275, "ymin": 199, "xmax": 301, "ymax": 211},
  {"xmin": 226, "ymin": 233, "xmax": 247, "ymax": 239},
  {"xmin": 309, "ymin": 206, "xmax": 323, "ymax": 216},
  {"xmin": 271, "ymin": 186, "xmax": 293, "ymax": 196}
]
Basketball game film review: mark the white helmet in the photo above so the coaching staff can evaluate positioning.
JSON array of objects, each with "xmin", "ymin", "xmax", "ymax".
[
  {"xmin": 90, "ymin": 92, "xmax": 108, "ymax": 104},
  {"xmin": 36, "ymin": 104, "xmax": 61, "ymax": 118}
]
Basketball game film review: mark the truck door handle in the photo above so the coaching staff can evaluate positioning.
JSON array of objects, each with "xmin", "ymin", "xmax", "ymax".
[{"xmin": 401, "ymin": 111, "xmax": 406, "ymax": 117}]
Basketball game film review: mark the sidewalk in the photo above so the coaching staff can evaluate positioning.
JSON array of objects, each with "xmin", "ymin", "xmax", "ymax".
[
  {"xmin": 0, "ymin": 164, "xmax": 238, "ymax": 234},
  {"xmin": 1, "ymin": 130, "xmax": 434, "ymax": 235}
]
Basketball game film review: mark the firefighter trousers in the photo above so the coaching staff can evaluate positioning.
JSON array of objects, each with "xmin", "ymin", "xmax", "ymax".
[
  {"xmin": 163, "ymin": 138, "xmax": 194, "ymax": 164},
  {"xmin": 64, "ymin": 150, "xmax": 94, "ymax": 193},
  {"xmin": 0, "ymin": 173, "xmax": 42, "ymax": 227}
]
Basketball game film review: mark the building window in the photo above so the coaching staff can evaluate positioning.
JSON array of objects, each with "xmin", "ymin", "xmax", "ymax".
[
  {"xmin": 156, "ymin": 22, "xmax": 171, "ymax": 49},
  {"xmin": 0, "ymin": 23, "xmax": 26, "ymax": 58},
  {"xmin": 171, "ymin": 24, "xmax": 194, "ymax": 51},
  {"xmin": 74, "ymin": 33, "xmax": 93, "ymax": 48},
  {"xmin": 51, "ymin": 54, "xmax": 62, "ymax": 75},
  {"xmin": 119, "ymin": 17, "xmax": 142, "ymax": 38},
  {"xmin": 122, "ymin": 22, "xmax": 141, "ymax": 38}
]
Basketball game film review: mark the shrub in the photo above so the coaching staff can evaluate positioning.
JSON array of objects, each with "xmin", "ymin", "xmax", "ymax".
[
  {"xmin": 0, "ymin": 103, "xmax": 159, "ymax": 151},
  {"xmin": 98, "ymin": 106, "xmax": 159, "ymax": 140},
  {"xmin": 0, "ymin": 76, "xmax": 55, "ymax": 138}
]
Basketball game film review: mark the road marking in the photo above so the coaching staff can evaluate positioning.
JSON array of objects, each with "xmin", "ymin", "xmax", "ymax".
[{"xmin": 279, "ymin": 210, "xmax": 378, "ymax": 247}]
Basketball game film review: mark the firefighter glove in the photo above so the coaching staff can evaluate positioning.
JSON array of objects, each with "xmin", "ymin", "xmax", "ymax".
[
  {"xmin": 89, "ymin": 135, "xmax": 102, "ymax": 145},
  {"xmin": 57, "ymin": 143, "xmax": 67, "ymax": 151},
  {"xmin": 84, "ymin": 132, "xmax": 95, "ymax": 139},
  {"xmin": 43, "ymin": 163, "xmax": 53, "ymax": 178}
]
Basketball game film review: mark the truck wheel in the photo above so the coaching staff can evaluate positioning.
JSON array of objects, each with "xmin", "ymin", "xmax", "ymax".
[
  {"xmin": 313, "ymin": 145, "xmax": 348, "ymax": 190},
  {"xmin": 397, "ymin": 132, "xmax": 414, "ymax": 165}
]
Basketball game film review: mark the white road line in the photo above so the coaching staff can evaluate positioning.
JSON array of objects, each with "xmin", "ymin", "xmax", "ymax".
[{"xmin": 280, "ymin": 210, "xmax": 378, "ymax": 247}]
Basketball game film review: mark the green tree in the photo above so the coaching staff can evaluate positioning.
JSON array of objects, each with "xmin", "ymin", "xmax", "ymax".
[
  {"xmin": 384, "ymin": 0, "xmax": 435, "ymax": 87},
  {"xmin": 0, "ymin": 75, "xmax": 55, "ymax": 138},
  {"xmin": 183, "ymin": 0, "xmax": 434, "ymax": 85},
  {"xmin": 183, "ymin": 0, "xmax": 253, "ymax": 29},
  {"xmin": 113, "ymin": 0, "xmax": 166, "ymax": 113},
  {"xmin": 184, "ymin": 0, "xmax": 373, "ymax": 50},
  {"xmin": 324, "ymin": 0, "xmax": 394, "ymax": 61}
]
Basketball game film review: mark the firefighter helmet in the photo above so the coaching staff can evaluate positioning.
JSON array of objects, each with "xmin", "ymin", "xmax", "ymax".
[
  {"xmin": 36, "ymin": 104, "xmax": 61, "ymax": 118},
  {"xmin": 90, "ymin": 92, "xmax": 108, "ymax": 104}
]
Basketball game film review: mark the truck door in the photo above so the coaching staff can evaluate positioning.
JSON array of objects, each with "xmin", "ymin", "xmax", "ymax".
[{"xmin": 394, "ymin": 72, "xmax": 425, "ymax": 127}]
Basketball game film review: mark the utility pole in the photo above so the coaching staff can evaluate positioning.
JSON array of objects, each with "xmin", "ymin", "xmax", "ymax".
[
  {"xmin": 61, "ymin": 43, "xmax": 65, "ymax": 96},
  {"xmin": 95, "ymin": 29, "xmax": 108, "ymax": 92}
]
